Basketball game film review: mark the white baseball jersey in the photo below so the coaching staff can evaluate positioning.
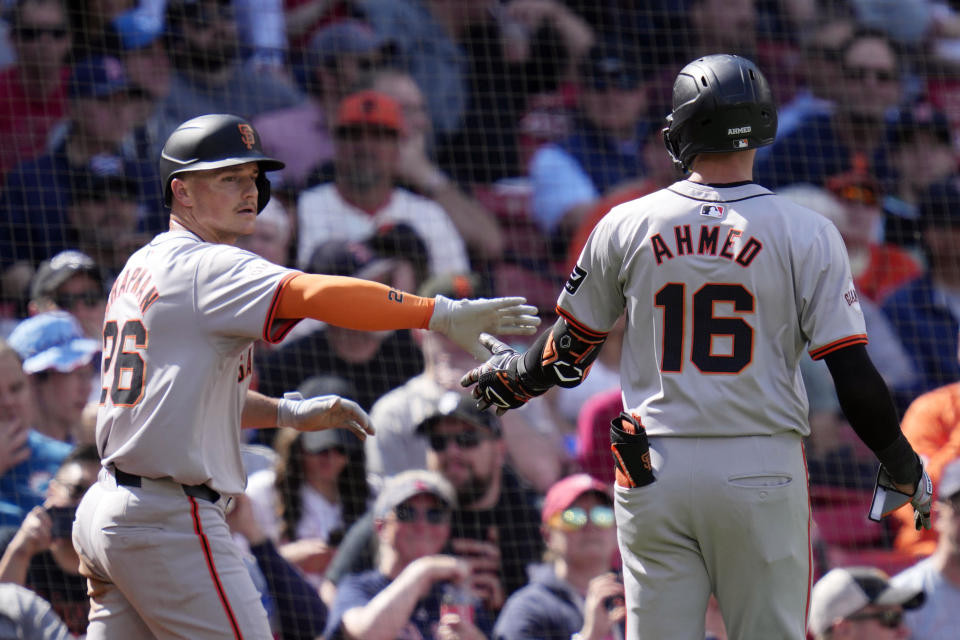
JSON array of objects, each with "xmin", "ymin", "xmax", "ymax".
[
  {"xmin": 296, "ymin": 183, "xmax": 470, "ymax": 276},
  {"xmin": 96, "ymin": 230, "xmax": 300, "ymax": 495},
  {"xmin": 559, "ymin": 180, "xmax": 866, "ymax": 438}
]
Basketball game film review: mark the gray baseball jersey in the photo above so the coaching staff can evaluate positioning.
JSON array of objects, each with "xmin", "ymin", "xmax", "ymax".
[
  {"xmin": 558, "ymin": 180, "xmax": 866, "ymax": 438},
  {"xmin": 96, "ymin": 229, "xmax": 300, "ymax": 496}
]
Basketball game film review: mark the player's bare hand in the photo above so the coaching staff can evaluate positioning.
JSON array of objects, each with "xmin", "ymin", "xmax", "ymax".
[
  {"xmin": 460, "ymin": 334, "xmax": 544, "ymax": 415},
  {"xmin": 581, "ymin": 572, "xmax": 626, "ymax": 640},
  {"xmin": 10, "ymin": 506, "xmax": 52, "ymax": 557},
  {"xmin": 429, "ymin": 294, "xmax": 539, "ymax": 360},
  {"xmin": 0, "ymin": 418, "xmax": 30, "ymax": 476},
  {"xmin": 276, "ymin": 392, "xmax": 374, "ymax": 441}
]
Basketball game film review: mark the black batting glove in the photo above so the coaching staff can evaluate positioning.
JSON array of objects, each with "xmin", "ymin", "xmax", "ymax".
[{"xmin": 460, "ymin": 334, "xmax": 547, "ymax": 415}]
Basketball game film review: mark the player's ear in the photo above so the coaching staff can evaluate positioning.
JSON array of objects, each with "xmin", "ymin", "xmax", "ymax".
[{"xmin": 170, "ymin": 177, "xmax": 193, "ymax": 207}]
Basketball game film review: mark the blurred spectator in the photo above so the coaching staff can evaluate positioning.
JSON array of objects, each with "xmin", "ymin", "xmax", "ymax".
[
  {"xmin": 0, "ymin": 54, "xmax": 163, "ymax": 272},
  {"xmin": 322, "ymin": 469, "xmax": 494, "ymax": 640},
  {"xmin": 362, "ymin": 0, "xmax": 594, "ymax": 184},
  {"xmin": 0, "ymin": 582, "xmax": 70, "ymax": 639},
  {"xmin": 284, "ymin": 0, "xmax": 362, "ymax": 60},
  {"xmin": 157, "ymin": 0, "xmax": 303, "ymax": 140},
  {"xmin": 883, "ymin": 101, "xmax": 958, "ymax": 249},
  {"xmin": 891, "ymin": 334, "xmax": 960, "ymax": 557},
  {"xmin": 359, "ymin": 67, "xmax": 506, "ymax": 262},
  {"xmin": 574, "ymin": 388, "xmax": 620, "ymax": 485},
  {"xmin": 529, "ymin": 44, "xmax": 652, "ymax": 256},
  {"xmin": 564, "ymin": 125, "xmax": 683, "ymax": 272},
  {"xmin": 28, "ymin": 250, "xmax": 107, "ymax": 342},
  {"xmin": 255, "ymin": 237, "xmax": 424, "ymax": 408},
  {"xmin": 0, "ymin": 338, "xmax": 71, "ymax": 529},
  {"xmin": 7, "ymin": 312, "xmax": 97, "ymax": 446},
  {"xmin": 892, "ymin": 457, "xmax": 960, "ymax": 639},
  {"xmin": 824, "ymin": 171, "xmax": 921, "ymax": 303},
  {"xmin": 755, "ymin": 29, "xmax": 905, "ymax": 190},
  {"xmin": 0, "ymin": 444, "xmax": 100, "ymax": 635},
  {"xmin": 808, "ymin": 566, "xmax": 924, "ymax": 639},
  {"xmin": 233, "ymin": 0, "xmax": 289, "ymax": 73},
  {"xmin": 254, "ymin": 18, "xmax": 390, "ymax": 191},
  {"xmin": 325, "ymin": 392, "xmax": 543, "ymax": 604},
  {"xmin": 0, "ymin": 0, "xmax": 71, "ymax": 176},
  {"xmin": 762, "ymin": 16, "xmax": 855, "ymax": 151},
  {"xmin": 245, "ymin": 375, "xmax": 370, "ymax": 589},
  {"xmin": 234, "ymin": 197, "xmax": 294, "ymax": 266},
  {"xmin": 882, "ymin": 178, "xmax": 960, "ymax": 402},
  {"xmin": 492, "ymin": 473, "xmax": 624, "ymax": 640},
  {"xmin": 296, "ymin": 90, "xmax": 470, "ymax": 277}
]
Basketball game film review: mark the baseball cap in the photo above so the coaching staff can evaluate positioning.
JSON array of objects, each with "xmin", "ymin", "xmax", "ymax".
[
  {"xmin": 825, "ymin": 171, "xmax": 881, "ymax": 206},
  {"xmin": 917, "ymin": 177, "xmax": 960, "ymax": 227},
  {"xmin": 68, "ymin": 56, "xmax": 132, "ymax": 99},
  {"xmin": 938, "ymin": 457, "xmax": 960, "ymax": 502},
  {"xmin": 30, "ymin": 251, "xmax": 104, "ymax": 303},
  {"xmin": 414, "ymin": 390, "xmax": 501, "ymax": 437},
  {"xmin": 110, "ymin": 9, "xmax": 164, "ymax": 51},
  {"xmin": 888, "ymin": 102, "xmax": 952, "ymax": 149},
  {"xmin": 372, "ymin": 469, "xmax": 457, "ymax": 520},
  {"xmin": 309, "ymin": 19, "xmax": 390, "ymax": 67},
  {"xmin": 808, "ymin": 566, "xmax": 925, "ymax": 635},
  {"xmin": 7, "ymin": 311, "xmax": 100, "ymax": 374},
  {"xmin": 306, "ymin": 239, "xmax": 396, "ymax": 282},
  {"xmin": 69, "ymin": 168, "xmax": 140, "ymax": 204},
  {"xmin": 301, "ymin": 428, "xmax": 362, "ymax": 454},
  {"xmin": 541, "ymin": 473, "xmax": 611, "ymax": 525},
  {"xmin": 335, "ymin": 90, "xmax": 404, "ymax": 133},
  {"xmin": 581, "ymin": 44, "xmax": 641, "ymax": 91}
]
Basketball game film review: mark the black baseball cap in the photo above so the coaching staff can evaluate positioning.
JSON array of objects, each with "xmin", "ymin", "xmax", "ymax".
[
  {"xmin": 415, "ymin": 391, "xmax": 501, "ymax": 437},
  {"xmin": 30, "ymin": 251, "xmax": 104, "ymax": 302}
]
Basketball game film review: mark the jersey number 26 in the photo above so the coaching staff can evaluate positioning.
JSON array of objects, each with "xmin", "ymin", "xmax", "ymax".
[{"xmin": 100, "ymin": 319, "xmax": 147, "ymax": 406}]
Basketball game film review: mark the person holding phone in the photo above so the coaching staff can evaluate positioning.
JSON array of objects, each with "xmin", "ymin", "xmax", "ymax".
[
  {"xmin": 492, "ymin": 473, "xmax": 625, "ymax": 640},
  {"xmin": 0, "ymin": 444, "xmax": 100, "ymax": 635}
]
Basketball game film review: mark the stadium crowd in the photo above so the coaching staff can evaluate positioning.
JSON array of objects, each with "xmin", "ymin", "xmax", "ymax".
[{"xmin": 1, "ymin": 0, "xmax": 960, "ymax": 637}]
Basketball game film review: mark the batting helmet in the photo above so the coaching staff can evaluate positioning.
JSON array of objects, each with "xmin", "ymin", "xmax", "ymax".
[
  {"xmin": 159, "ymin": 114, "xmax": 285, "ymax": 213},
  {"xmin": 662, "ymin": 54, "xmax": 777, "ymax": 171}
]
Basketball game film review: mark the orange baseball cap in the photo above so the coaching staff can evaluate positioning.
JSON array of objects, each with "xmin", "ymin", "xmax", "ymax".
[{"xmin": 335, "ymin": 90, "xmax": 404, "ymax": 133}]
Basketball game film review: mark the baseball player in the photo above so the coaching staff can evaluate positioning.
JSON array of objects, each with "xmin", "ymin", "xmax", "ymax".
[
  {"xmin": 461, "ymin": 54, "xmax": 931, "ymax": 640},
  {"xmin": 70, "ymin": 113, "xmax": 539, "ymax": 639}
]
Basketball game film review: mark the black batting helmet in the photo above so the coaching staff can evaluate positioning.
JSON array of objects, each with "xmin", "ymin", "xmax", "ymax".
[
  {"xmin": 663, "ymin": 54, "xmax": 777, "ymax": 171},
  {"xmin": 159, "ymin": 114, "xmax": 285, "ymax": 213}
]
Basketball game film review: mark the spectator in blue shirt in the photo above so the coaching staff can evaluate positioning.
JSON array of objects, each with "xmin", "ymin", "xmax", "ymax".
[
  {"xmin": 493, "ymin": 473, "xmax": 624, "ymax": 640},
  {"xmin": 882, "ymin": 178, "xmax": 960, "ymax": 410},
  {"xmin": 0, "ymin": 55, "xmax": 164, "ymax": 272}
]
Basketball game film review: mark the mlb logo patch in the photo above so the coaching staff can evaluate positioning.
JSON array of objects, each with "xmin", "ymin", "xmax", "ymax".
[
  {"xmin": 700, "ymin": 204, "xmax": 725, "ymax": 218},
  {"xmin": 733, "ymin": 138, "xmax": 749, "ymax": 149}
]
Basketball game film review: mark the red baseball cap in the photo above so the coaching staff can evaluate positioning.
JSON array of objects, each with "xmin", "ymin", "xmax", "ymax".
[
  {"xmin": 541, "ymin": 473, "xmax": 611, "ymax": 525},
  {"xmin": 335, "ymin": 90, "xmax": 403, "ymax": 133}
]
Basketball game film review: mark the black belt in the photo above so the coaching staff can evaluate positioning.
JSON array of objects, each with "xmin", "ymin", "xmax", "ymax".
[{"xmin": 113, "ymin": 468, "xmax": 221, "ymax": 504}]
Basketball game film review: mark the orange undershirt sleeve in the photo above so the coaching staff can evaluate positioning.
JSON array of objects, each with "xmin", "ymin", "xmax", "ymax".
[{"xmin": 275, "ymin": 273, "xmax": 435, "ymax": 331}]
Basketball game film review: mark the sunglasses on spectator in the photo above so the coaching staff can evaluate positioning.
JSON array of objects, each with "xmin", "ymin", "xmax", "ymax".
[
  {"xmin": 393, "ymin": 503, "xmax": 451, "ymax": 525},
  {"xmin": 552, "ymin": 505, "xmax": 616, "ymax": 531},
  {"xmin": 427, "ymin": 431, "xmax": 489, "ymax": 451},
  {"xmin": 14, "ymin": 25, "xmax": 68, "ymax": 40},
  {"xmin": 844, "ymin": 66, "xmax": 897, "ymax": 83},
  {"xmin": 844, "ymin": 609, "xmax": 903, "ymax": 629},
  {"xmin": 51, "ymin": 478, "xmax": 90, "ymax": 501},
  {"xmin": 55, "ymin": 291, "xmax": 104, "ymax": 309}
]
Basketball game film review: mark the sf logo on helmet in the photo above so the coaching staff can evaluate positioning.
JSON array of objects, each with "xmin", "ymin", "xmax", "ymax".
[{"xmin": 237, "ymin": 124, "xmax": 256, "ymax": 149}]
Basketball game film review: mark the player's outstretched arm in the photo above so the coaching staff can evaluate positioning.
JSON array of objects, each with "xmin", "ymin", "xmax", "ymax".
[
  {"xmin": 461, "ymin": 316, "xmax": 608, "ymax": 415},
  {"xmin": 824, "ymin": 344, "xmax": 931, "ymax": 529},
  {"xmin": 275, "ymin": 274, "xmax": 539, "ymax": 357}
]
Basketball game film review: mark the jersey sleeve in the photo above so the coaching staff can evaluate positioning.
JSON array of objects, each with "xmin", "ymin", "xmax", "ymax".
[
  {"xmin": 796, "ymin": 223, "xmax": 868, "ymax": 360},
  {"xmin": 556, "ymin": 208, "xmax": 627, "ymax": 333},
  {"xmin": 195, "ymin": 245, "xmax": 302, "ymax": 343}
]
